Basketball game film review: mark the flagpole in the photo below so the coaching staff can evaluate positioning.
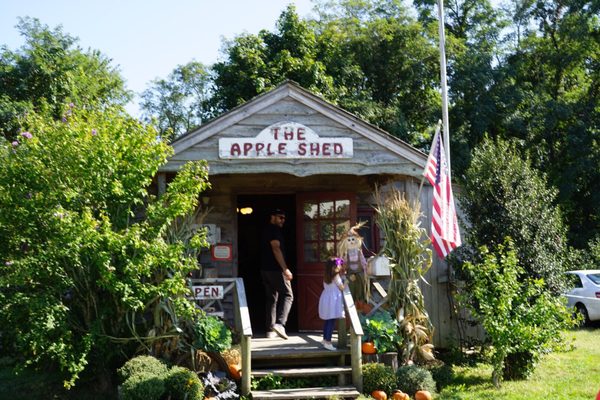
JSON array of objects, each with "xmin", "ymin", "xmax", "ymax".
[{"xmin": 437, "ymin": 0, "xmax": 451, "ymax": 181}]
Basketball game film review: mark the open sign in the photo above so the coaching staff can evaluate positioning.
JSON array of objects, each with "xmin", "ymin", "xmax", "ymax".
[{"xmin": 192, "ymin": 285, "xmax": 224, "ymax": 300}]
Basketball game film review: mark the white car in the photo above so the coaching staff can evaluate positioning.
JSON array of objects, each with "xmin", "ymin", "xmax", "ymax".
[{"xmin": 565, "ymin": 270, "xmax": 600, "ymax": 324}]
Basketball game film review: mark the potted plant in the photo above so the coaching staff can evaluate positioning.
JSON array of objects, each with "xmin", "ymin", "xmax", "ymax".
[{"xmin": 360, "ymin": 309, "xmax": 402, "ymax": 368}]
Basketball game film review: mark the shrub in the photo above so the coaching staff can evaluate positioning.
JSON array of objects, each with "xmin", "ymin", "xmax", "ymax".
[
  {"xmin": 362, "ymin": 362, "xmax": 396, "ymax": 395},
  {"xmin": 120, "ymin": 372, "xmax": 165, "ymax": 400},
  {"xmin": 395, "ymin": 365, "xmax": 436, "ymax": 395},
  {"xmin": 360, "ymin": 309, "xmax": 402, "ymax": 354},
  {"xmin": 117, "ymin": 355, "xmax": 168, "ymax": 384},
  {"xmin": 458, "ymin": 239, "xmax": 576, "ymax": 386},
  {"xmin": 165, "ymin": 366, "xmax": 204, "ymax": 400},
  {"xmin": 0, "ymin": 106, "xmax": 210, "ymax": 387},
  {"xmin": 192, "ymin": 315, "xmax": 232, "ymax": 353}
]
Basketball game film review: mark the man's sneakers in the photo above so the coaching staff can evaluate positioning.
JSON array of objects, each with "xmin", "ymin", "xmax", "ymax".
[
  {"xmin": 321, "ymin": 341, "xmax": 336, "ymax": 351},
  {"xmin": 272, "ymin": 323, "xmax": 288, "ymax": 339},
  {"xmin": 265, "ymin": 331, "xmax": 277, "ymax": 339}
]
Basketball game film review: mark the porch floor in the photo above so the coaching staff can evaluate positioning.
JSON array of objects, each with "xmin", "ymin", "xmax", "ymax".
[{"xmin": 251, "ymin": 332, "xmax": 350, "ymax": 360}]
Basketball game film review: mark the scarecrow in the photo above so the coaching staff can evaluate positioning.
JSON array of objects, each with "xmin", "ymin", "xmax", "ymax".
[{"xmin": 337, "ymin": 222, "xmax": 369, "ymax": 311}]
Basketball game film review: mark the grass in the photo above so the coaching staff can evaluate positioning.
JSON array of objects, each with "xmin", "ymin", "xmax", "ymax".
[{"xmin": 436, "ymin": 327, "xmax": 600, "ymax": 400}]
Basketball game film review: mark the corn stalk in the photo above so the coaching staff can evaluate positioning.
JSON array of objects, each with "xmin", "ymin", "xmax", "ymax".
[{"xmin": 373, "ymin": 187, "xmax": 434, "ymax": 364}]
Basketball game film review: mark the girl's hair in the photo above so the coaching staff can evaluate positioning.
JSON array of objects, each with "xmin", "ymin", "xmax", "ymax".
[{"xmin": 324, "ymin": 257, "xmax": 343, "ymax": 284}]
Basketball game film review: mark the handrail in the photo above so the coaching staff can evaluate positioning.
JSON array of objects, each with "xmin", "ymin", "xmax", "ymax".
[
  {"xmin": 342, "ymin": 285, "xmax": 363, "ymax": 392},
  {"xmin": 232, "ymin": 278, "xmax": 252, "ymax": 395},
  {"xmin": 342, "ymin": 285, "xmax": 364, "ymax": 336}
]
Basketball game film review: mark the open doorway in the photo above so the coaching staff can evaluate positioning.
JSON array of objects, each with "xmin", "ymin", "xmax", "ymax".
[{"xmin": 237, "ymin": 194, "xmax": 297, "ymax": 335}]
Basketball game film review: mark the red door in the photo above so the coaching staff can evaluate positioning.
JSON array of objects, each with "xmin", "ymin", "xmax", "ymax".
[{"xmin": 296, "ymin": 193, "xmax": 356, "ymax": 331}]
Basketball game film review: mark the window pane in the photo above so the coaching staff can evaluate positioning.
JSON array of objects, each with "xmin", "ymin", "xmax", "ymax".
[
  {"xmin": 336, "ymin": 220, "xmax": 350, "ymax": 239},
  {"xmin": 303, "ymin": 202, "xmax": 318, "ymax": 220},
  {"xmin": 319, "ymin": 201, "xmax": 335, "ymax": 218},
  {"xmin": 304, "ymin": 243, "xmax": 319, "ymax": 263},
  {"xmin": 320, "ymin": 242, "xmax": 336, "ymax": 261},
  {"xmin": 304, "ymin": 222, "xmax": 318, "ymax": 241},
  {"xmin": 336, "ymin": 200, "xmax": 350, "ymax": 218},
  {"xmin": 320, "ymin": 222, "xmax": 335, "ymax": 241}
]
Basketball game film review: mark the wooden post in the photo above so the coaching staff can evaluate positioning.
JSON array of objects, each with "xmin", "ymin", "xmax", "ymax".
[{"xmin": 351, "ymin": 326, "xmax": 363, "ymax": 393}]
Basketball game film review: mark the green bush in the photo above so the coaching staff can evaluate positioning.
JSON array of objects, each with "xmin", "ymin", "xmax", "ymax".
[
  {"xmin": 362, "ymin": 362, "xmax": 396, "ymax": 395},
  {"xmin": 192, "ymin": 315, "xmax": 232, "ymax": 353},
  {"xmin": 0, "ymin": 105, "xmax": 210, "ymax": 387},
  {"xmin": 395, "ymin": 364, "xmax": 436, "ymax": 395},
  {"xmin": 360, "ymin": 309, "xmax": 402, "ymax": 354},
  {"xmin": 458, "ymin": 239, "xmax": 576, "ymax": 386},
  {"xmin": 165, "ymin": 366, "xmax": 204, "ymax": 400},
  {"xmin": 120, "ymin": 372, "xmax": 165, "ymax": 400},
  {"xmin": 117, "ymin": 355, "xmax": 168, "ymax": 384}
]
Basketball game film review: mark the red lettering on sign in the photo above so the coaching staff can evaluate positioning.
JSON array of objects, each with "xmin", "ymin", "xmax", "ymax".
[
  {"xmin": 297, "ymin": 127, "xmax": 305, "ymax": 140},
  {"xmin": 243, "ymin": 143, "xmax": 252, "ymax": 155},
  {"xmin": 256, "ymin": 143, "xmax": 265, "ymax": 153},
  {"xmin": 298, "ymin": 142, "xmax": 306, "ymax": 155},
  {"xmin": 278, "ymin": 142, "xmax": 287, "ymax": 154},
  {"xmin": 271, "ymin": 127, "xmax": 280, "ymax": 140},
  {"xmin": 310, "ymin": 142, "xmax": 320, "ymax": 155},
  {"xmin": 230, "ymin": 143, "xmax": 241, "ymax": 156},
  {"xmin": 322, "ymin": 143, "xmax": 331, "ymax": 156},
  {"xmin": 334, "ymin": 143, "xmax": 343, "ymax": 154}
]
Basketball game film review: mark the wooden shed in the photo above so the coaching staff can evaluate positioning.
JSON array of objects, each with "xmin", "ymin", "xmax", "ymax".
[{"xmin": 158, "ymin": 81, "xmax": 457, "ymax": 348}]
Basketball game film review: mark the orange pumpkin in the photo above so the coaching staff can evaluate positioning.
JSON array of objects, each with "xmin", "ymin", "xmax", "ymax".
[
  {"xmin": 393, "ymin": 390, "xmax": 410, "ymax": 400},
  {"xmin": 362, "ymin": 341, "xmax": 376, "ymax": 354},
  {"xmin": 371, "ymin": 390, "xmax": 388, "ymax": 400},
  {"xmin": 227, "ymin": 364, "xmax": 241, "ymax": 380},
  {"xmin": 415, "ymin": 390, "xmax": 432, "ymax": 400}
]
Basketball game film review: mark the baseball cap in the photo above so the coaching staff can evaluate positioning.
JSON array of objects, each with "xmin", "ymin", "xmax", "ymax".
[{"xmin": 270, "ymin": 208, "xmax": 286, "ymax": 217}]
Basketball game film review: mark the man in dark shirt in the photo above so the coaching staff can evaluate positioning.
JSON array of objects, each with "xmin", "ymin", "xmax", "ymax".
[{"xmin": 260, "ymin": 208, "xmax": 293, "ymax": 339}]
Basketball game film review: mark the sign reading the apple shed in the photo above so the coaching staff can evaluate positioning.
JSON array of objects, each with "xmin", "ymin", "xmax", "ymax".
[{"xmin": 219, "ymin": 122, "xmax": 353, "ymax": 159}]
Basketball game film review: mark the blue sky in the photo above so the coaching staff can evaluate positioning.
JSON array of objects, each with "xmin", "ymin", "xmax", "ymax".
[{"xmin": 0, "ymin": 0, "xmax": 316, "ymax": 115}]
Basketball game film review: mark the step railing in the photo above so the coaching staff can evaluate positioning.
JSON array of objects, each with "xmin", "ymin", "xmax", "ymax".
[
  {"xmin": 190, "ymin": 278, "xmax": 363, "ymax": 395},
  {"xmin": 339, "ymin": 285, "xmax": 364, "ymax": 392}
]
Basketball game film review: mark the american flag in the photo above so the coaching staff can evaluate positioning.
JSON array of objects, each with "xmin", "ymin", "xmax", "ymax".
[{"xmin": 424, "ymin": 129, "xmax": 461, "ymax": 258}]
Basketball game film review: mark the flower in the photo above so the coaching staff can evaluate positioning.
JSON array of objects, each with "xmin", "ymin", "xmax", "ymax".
[
  {"xmin": 91, "ymin": 129, "xmax": 97, "ymax": 136},
  {"xmin": 11, "ymin": 141, "xmax": 19, "ymax": 147},
  {"xmin": 20, "ymin": 131, "xmax": 33, "ymax": 139},
  {"xmin": 5, "ymin": 261, "xmax": 13, "ymax": 266}
]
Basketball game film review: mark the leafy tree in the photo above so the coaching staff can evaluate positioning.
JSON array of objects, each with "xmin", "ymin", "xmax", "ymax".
[
  {"xmin": 211, "ymin": 4, "xmax": 335, "ymax": 112},
  {"xmin": 0, "ymin": 17, "xmax": 131, "ymax": 138},
  {"xmin": 497, "ymin": 0, "xmax": 600, "ymax": 247},
  {"xmin": 0, "ymin": 105, "xmax": 209, "ymax": 388},
  {"xmin": 140, "ymin": 61, "xmax": 214, "ymax": 138},
  {"xmin": 458, "ymin": 136, "xmax": 569, "ymax": 293}
]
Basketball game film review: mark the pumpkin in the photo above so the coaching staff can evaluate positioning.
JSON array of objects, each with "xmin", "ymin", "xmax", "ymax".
[
  {"xmin": 227, "ymin": 364, "xmax": 241, "ymax": 380},
  {"xmin": 393, "ymin": 390, "xmax": 410, "ymax": 400},
  {"xmin": 415, "ymin": 390, "xmax": 432, "ymax": 400},
  {"xmin": 362, "ymin": 341, "xmax": 376, "ymax": 354},
  {"xmin": 371, "ymin": 390, "xmax": 388, "ymax": 400}
]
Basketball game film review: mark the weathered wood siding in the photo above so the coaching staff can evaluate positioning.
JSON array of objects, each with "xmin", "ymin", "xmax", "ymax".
[{"xmin": 163, "ymin": 99, "xmax": 423, "ymax": 178}]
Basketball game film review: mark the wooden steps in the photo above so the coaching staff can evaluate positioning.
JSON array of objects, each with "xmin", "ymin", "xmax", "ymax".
[
  {"xmin": 249, "ymin": 333, "xmax": 360, "ymax": 399},
  {"xmin": 252, "ymin": 365, "xmax": 352, "ymax": 378},
  {"xmin": 251, "ymin": 385, "xmax": 361, "ymax": 399}
]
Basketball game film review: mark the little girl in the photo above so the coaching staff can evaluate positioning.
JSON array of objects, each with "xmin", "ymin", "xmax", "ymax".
[{"xmin": 318, "ymin": 257, "xmax": 346, "ymax": 351}]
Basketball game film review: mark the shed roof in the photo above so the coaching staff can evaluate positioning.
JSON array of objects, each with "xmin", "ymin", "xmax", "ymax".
[{"xmin": 162, "ymin": 81, "xmax": 428, "ymax": 178}]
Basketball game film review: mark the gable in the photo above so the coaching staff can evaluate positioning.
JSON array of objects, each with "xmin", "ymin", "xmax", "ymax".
[{"xmin": 161, "ymin": 82, "xmax": 427, "ymax": 178}]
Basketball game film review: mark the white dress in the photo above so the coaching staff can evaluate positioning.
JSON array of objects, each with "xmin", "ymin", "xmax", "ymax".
[{"xmin": 318, "ymin": 275, "xmax": 345, "ymax": 320}]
